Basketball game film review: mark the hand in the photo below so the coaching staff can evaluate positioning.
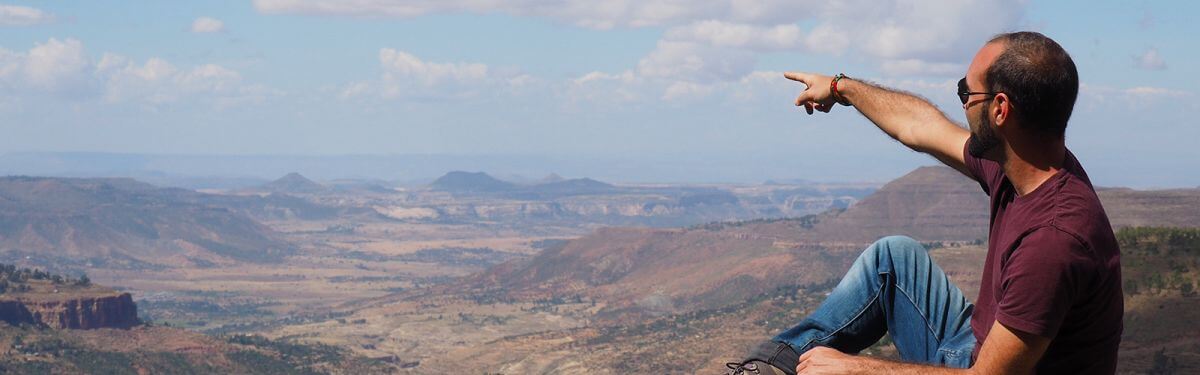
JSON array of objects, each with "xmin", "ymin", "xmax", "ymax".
[
  {"xmin": 795, "ymin": 346, "xmax": 869, "ymax": 375},
  {"xmin": 784, "ymin": 72, "xmax": 838, "ymax": 115}
]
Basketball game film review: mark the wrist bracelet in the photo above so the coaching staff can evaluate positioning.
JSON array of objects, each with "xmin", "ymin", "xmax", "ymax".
[{"xmin": 830, "ymin": 73, "xmax": 851, "ymax": 106}]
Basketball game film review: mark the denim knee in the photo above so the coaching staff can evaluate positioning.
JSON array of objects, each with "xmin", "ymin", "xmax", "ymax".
[{"xmin": 859, "ymin": 235, "xmax": 926, "ymax": 270}]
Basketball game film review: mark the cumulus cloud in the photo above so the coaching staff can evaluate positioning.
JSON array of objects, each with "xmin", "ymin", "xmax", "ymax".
[
  {"xmin": 879, "ymin": 59, "xmax": 965, "ymax": 77},
  {"xmin": 266, "ymin": 1, "xmax": 1027, "ymax": 103},
  {"xmin": 101, "ymin": 56, "xmax": 281, "ymax": 110},
  {"xmin": 0, "ymin": 38, "xmax": 269, "ymax": 107},
  {"xmin": 636, "ymin": 40, "xmax": 755, "ymax": 83},
  {"xmin": 1079, "ymin": 83, "xmax": 1194, "ymax": 110},
  {"xmin": 7, "ymin": 38, "xmax": 96, "ymax": 97},
  {"xmin": 1133, "ymin": 48, "xmax": 1166, "ymax": 71},
  {"xmin": 254, "ymin": 0, "xmax": 817, "ymax": 29},
  {"xmin": 815, "ymin": 0, "xmax": 1024, "ymax": 64},
  {"xmin": 0, "ymin": 4, "xmax": 54, "ymax": 27},
  {"xmin": 256, "ymin": 0, "xmax": 1021, "ymax": 69},
  {"xmin": 664, "ymin": 20, "xmax": 802, "ymax": 51},
  {"xmin": 566, "ymin": 70, "xmax": 643, "ymax": 104},
  {"xmin": 379, "ymin": 48, "xmax": 487, "ymax": 87},
  {"xmin": 191, "ymin": 17, "xmax": 226, "ymax": 33},
  {"xmin": 342, "ymin": 48, "xmax": 529, "ymax": 100}
]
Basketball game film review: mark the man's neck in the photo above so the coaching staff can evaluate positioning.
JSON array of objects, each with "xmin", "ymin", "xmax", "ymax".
[{"xmin": 1001, "ymin": 140, "xmax": 1067, "ymax": 196}]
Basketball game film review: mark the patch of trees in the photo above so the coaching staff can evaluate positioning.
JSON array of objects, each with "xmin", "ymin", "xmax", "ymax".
[
  {"xmin": 222, "ymin": 334, "xmax": 392, "ymax": 374},
  {"xmin": 690, "ymin": 213, "xmax": 827, "ymax": 231},
  {"xmin": 0, "ymin": 263, "xmax": 91, "ymax": 294},
  {"xmin": 1118, "ymin": 227, "xmax": 1200, "ymax": 297}
]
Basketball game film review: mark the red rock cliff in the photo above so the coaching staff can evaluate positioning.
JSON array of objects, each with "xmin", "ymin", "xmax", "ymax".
[{"xmin": 0, "ymin": 292, "xmax": 139, "ymax": 329}]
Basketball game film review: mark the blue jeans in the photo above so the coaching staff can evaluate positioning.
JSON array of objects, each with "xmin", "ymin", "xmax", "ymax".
[{"xmin": 772, "ymin": 236, "xmax": 976, "ymax": 368}]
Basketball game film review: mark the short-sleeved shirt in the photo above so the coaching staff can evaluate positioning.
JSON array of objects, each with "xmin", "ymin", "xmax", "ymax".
[{"xmin": 964, "ymin": 144, "xmax": 1123, "ymax": 374}]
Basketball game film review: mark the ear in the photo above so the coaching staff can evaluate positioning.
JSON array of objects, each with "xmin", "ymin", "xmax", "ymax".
[{"xmin": 991, "ymin": 93, "xmax": 1012, "ymax": 128}]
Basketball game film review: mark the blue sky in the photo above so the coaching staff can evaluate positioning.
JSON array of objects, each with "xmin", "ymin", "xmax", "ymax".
[{"xmin": 0, "ymin": 1, "xmax": 1196, "ymax": 186}]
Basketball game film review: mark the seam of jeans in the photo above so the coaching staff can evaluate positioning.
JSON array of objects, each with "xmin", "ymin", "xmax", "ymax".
[
  {"xmin": 893, "ymin": 277, "xmax": 943, "ymax": 348},
  {"xmin": 767, "ymin": 344, "xmax": 784, "ymax": 364},
  {"xmin": 799, "ymin": 281, "xmax": 883, "ymax": 352}
]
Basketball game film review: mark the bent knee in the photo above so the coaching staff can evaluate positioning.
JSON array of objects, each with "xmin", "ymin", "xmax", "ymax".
[
  {"xmin": 875, "ymin": 235, "xmax": 920, "ymax": 249},
  {"xmin": 861, "ymin": 235, "xmax": 927, "ymax": 260}
]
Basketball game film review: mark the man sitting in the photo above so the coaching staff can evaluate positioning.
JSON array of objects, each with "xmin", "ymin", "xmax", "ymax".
[{"xmin": 727, "ymin": 31, "xmax": 1123, "ymax": 375}]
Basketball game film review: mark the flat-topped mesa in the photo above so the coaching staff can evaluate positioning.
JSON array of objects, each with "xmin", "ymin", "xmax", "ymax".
[
  {"xmin": 0, "ymin": 292, "xmax": 139, "ymax": 329},
  {"xmin": 0, "ymin": 265, "xmax": 140, "ymax": 330}
]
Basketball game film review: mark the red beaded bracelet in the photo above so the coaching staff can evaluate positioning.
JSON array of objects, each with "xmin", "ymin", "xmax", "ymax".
[{"xmin": 830, "ymin": 73, "xmax": 851, "ymax": 106}]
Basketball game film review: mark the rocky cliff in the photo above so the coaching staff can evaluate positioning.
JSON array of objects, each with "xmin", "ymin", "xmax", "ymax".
[{"xmin": 0, "ymin": 292, "xmax": 139, "ymax": 329}]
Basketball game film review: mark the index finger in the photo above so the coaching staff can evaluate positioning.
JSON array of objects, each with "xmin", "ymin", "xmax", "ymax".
[{"xmin": 783, "ymin": 71, "xmax": 812, "ymax": 85}]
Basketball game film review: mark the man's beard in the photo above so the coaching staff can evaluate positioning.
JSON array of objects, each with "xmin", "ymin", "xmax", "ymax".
[{"xmin": 967, "ymin": 102, "xmax": 1001, "ymax": 159}]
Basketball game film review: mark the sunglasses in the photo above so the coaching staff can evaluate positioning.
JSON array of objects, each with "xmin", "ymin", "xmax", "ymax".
[{"xmin": 957, "ymin": 77, "xmax": 1001, "ymax": 105}]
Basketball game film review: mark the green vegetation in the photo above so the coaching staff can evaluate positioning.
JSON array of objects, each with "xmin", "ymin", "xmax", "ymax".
[
  {"xmin": 223, "ymin": 334, "xmax": 394, "ymax": 374},
  {"xmin": 690, "ymin": 212, "xmax": 830, "ymax": 231},
  {"xmin": 1116, "ymin": 227, "xmax": 1200, "ymax": 373},
  {"xmin": 0, "ymin": 263, "xmax": 92, "ymax": 295},
  {"xmin": 1118, "ymin": 227, "xmax": 1200, "ymax": 255},
  {"xmin": 1118, "ymin": 227, "xmax": 1200, "ymax": 297}
]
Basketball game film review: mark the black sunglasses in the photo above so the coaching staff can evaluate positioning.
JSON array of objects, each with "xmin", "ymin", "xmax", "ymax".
[{"xmin": 957, "ymin": 77, "xmax": 1000, "ymax": 105}]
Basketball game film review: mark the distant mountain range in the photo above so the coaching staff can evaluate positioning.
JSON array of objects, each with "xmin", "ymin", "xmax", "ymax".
[
  {"xmin": 0, "ymin": 176, "xmax": 325, "ymax": 269},
  {"xmin": 441, "ymin": 166, "xmax": 1200, "ymax": 319},
  {"xmin": 430, "ymin": 171, "xmax": 623, "ymax": 199},
  {"xmin": 1, "ymin": 151, "xmax": 916, "ymax": 188}
]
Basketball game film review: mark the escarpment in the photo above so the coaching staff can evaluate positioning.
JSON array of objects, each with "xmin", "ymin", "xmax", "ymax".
[{"xmin": 0, "ymin": 292, "xmax": 138, "ymax": 329}]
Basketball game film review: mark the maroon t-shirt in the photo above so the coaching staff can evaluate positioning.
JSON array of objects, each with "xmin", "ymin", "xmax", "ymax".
[{"xmin": 964, "ymin": 145, "xmax": 1123, "ymax": 374}]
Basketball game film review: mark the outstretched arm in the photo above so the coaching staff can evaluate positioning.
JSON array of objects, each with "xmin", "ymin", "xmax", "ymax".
[
  {"xmin": 784, "ymin": 72, "xmax": 971, "ymax": 176},
  {"xmin": 795, "ymin": 321, "xmax": 1050, "ymax": 375}
]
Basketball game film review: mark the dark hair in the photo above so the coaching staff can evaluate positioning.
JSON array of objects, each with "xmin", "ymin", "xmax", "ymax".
[{"xmin": 986, "ymin": 31, "xmax": 1078, "ymax": 138}]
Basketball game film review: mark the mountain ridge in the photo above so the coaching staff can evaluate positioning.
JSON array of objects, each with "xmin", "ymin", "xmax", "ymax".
[{"xmin": 0, "ymin": 176, "xmax": 291, "ymax": 268}]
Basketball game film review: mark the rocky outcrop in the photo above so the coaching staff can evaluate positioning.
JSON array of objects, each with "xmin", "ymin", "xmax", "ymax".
[{"xmin": 0, "ymin": 293, "xmax": 139, "ymax": 329}]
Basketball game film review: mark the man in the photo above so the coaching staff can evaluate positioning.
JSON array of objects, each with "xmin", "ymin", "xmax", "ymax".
[{"xmin": 726, "ymin": 32, "xmax": 1123, "ymax": 374}]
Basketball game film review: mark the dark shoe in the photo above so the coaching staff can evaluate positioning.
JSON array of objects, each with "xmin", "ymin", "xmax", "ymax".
[
  {"xmin": 724, "ymin": 360, "xmax": 790, "ymax": 375},
  {"xmin": 724, "ymin": 341, "xmax": 800, "ymax": 375}
]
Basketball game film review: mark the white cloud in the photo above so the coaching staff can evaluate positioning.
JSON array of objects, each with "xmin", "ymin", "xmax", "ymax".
[
  {"xmin": 1079, "ymin": 83, "xmax": 1194, "ymax": 110},
  {"xmin": 262, "ymin": 1, "xmax": 1027, "ymax": 105},
  {"xmin": 561, "ymin": 0, "xmax": 1023, "ymax": 104},
  {"xmin": 0, "ymin": 38, "xmax": 269, "ymax": 108},
  {"xmin": 662, "ymin": 81, "xmax": 715, "ymax": 101},
  {"xmin": 636, "ymin": 40, "xmax": 755, "ymax": 83},
  {"xmin": 338, "ymin": 81, "xmax": 372, "ymax": 100},
  {"xmin": 572, "ymin": 70, "xmax": 637, "ymax": 86},
  {"xmin": 0, "ymin": 5, "xmax": 54, "ymax": 27},
  {"xmin": 0, "ymin": 47, "xmax": 23, "ymax": 82},
  {"xmin": 1133, "ymin": 48, "xmax": 1166, "ymax": 71},
  {"xmin": 879, "ymin": 59, "xmax": 965, "ymax": 77},
  {"xmin": 99, "ymin": 57, "xmax": 247, "ymax": 104},
  {"xmin": 1122, "ymin": 86, "xmax": 1188, "ymax": 98},
  {"xmin": 191, "ymin": 17, "xmax": 226, "ymax": 33},
  {"xmin": 566, "ymin": 70, "xmax": 643, "ymax": 105},
  {"xmin": 664, "ymin": 20, "xmax": 802, "ymax": 51},
  {"xmin": 99, "ymin": 57, "xmax": 257, "ymax": 105},
  {"xmin": 255, "ymin": 0, "xmax": 1022, "ymax": 70},
  {"xmin": 23, "ymin": 38, "xmax": 95, "ymax": 96},
  {"xmin": 343, "ymin": 48, "xmax": 528, "ymax": 101},
  {"xmin": 379, "ymin": 48, "xmax": 487, "ymax": 87},
  {"xmin": 254, "ymin": 0, "xmax": 820, "ymax": 29},
  {"xmin": 179, "ymin": 64, "xmax": 242, "ymax": 91},
  {"xmin": 377, "ymin": 48, "xmax": 485, "ymax": 99},
  {"xmin": 815, "ymin": 0, "xmax": 1024, "ymax": 64}
]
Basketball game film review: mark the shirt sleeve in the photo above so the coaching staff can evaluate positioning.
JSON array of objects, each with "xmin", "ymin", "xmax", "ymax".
[
  {"xmin": 996, "ymin": 227, "xmax": 1092, "ymax": 338},
  {"xmin": 962, "ymin": 139, "xmax": 1003, "ymax": 196}
]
